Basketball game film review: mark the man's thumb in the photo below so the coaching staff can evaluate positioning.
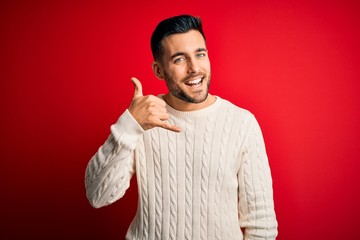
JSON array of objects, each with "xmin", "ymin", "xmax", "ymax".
[{"xmin": 131, "ymin": 77, "xmax": 143, "ymax": 98}]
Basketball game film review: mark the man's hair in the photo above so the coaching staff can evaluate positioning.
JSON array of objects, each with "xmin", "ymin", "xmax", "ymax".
[{"xmin": 151, "ymin": 14, "xmax": 206, "ymax": 61}]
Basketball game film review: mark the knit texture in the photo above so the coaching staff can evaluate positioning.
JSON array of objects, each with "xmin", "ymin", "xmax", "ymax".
[{"xmin": 85, "ymin": 96, "xmax": 278, "ymax": 240}]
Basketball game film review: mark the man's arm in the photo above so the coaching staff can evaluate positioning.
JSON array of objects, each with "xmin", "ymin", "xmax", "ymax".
[
  {"xmin": 237, "ymin": 114, "xmax": 278, "ymax": 239},
  {"xmin": 85, "ymin": 110, "xmax": 144, "ymax": 208},
  {"xmin": 85, "ymin": 78, "xmax": 180, "ymax": 208}
]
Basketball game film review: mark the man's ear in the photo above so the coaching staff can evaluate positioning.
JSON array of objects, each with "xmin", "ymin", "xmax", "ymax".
[{"xmin": 152, "ymin": 61, "xmax": 165, "ymax": 80}]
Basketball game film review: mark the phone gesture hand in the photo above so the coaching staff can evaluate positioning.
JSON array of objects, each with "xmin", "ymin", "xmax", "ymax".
[{"xmin": 129, "ymin": 77, "xmax": 181, "ymax": 132}]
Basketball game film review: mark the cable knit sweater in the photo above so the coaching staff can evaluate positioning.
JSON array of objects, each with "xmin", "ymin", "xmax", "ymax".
[{"xmin": 85, "ymin": 96, "xmax": 278, "ymax": 240}]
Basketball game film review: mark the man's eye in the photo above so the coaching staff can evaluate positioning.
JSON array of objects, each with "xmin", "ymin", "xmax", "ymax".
[
  {"xmin": 197, "ymin": 53, "xmax": 206, "ymax": 58},
  {"xmin": 174, "ymin": 57, "xmax": 185, "ymax": 63}
]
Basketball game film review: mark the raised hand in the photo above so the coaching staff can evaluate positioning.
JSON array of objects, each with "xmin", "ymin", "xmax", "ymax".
[{"xmin": 128, "ymin": 77, "xmax": 181, "ymax": 132}]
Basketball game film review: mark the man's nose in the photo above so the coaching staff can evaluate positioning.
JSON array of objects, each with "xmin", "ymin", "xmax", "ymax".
[{"xmin": 187, "ymin": 58, "xmax": 200, "ymax": 74}]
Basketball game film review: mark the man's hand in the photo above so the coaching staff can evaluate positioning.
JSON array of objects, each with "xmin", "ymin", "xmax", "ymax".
[{"xmin": 128, "ymin": 77, "xmax": 181, "ymax": 132}]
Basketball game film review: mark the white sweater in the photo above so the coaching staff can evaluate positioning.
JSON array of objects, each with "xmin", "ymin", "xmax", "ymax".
[{"xmin": 85, "ymin": 96, "xmax": 278, "ymax": 240}]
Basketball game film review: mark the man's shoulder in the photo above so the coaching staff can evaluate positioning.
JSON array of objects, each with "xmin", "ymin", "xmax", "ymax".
[{"xmin": 217, "ymin": 96, "xmax": 254, "ymax": 119}]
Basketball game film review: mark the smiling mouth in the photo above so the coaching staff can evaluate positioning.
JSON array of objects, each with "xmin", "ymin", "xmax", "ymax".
[{"xmin": 185, "ymin": 77, "xmax": 203, "ymax": 87}]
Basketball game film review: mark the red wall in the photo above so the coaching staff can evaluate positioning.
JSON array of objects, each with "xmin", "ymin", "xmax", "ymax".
[{"xmin": 1, "ymin": 0, "xmax": 360, "ymax": 239}]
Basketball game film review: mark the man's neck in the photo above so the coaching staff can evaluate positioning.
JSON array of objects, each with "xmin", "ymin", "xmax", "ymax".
[{"xmin": 163, "ymin": 93, "xmax": 216, "ymax": 112}]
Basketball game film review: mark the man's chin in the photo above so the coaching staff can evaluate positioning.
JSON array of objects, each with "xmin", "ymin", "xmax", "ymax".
[{"xmin": 178, "ymin": 92, "xmax": 208, "ymax": 104}]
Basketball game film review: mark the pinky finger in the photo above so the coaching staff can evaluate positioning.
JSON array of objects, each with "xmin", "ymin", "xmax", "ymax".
[{"xmin": 159, "ymin": 121, "xmax": 181, "ymax": 132}]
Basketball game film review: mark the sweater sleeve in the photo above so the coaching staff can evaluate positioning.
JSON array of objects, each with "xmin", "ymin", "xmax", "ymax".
[
  {"xmin": 237, "ymin": 114, "xmax": 278, "ymax": 239},
  {"xmin": 85, "ymin": 110, "xmax": 144, "ymax": 208}
]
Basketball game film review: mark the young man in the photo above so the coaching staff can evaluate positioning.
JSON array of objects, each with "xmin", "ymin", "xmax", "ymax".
[{"xmin": 85, "ymin": 15, "xmax": 278, "ymax": 240}]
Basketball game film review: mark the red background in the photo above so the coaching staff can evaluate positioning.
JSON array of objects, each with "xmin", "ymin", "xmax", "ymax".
[{"xmin": 1, "ymin": 0, "xmax": 360, "ymax": 239}]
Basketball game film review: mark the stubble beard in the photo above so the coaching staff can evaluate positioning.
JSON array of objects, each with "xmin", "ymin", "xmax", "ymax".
[{"xmin": 164, "ymin": 72, "xmax": 211, "ymax": 104}]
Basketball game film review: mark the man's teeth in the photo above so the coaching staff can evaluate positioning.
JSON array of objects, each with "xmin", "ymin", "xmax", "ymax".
[{"xmin": 187, "ymin": 78, "xmax": 202, "ymax": 86}]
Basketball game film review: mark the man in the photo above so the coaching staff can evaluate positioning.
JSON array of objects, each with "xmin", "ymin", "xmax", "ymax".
[{"xmin": 85, "ymin": 14, "xmax": 278, "ymax": 240}]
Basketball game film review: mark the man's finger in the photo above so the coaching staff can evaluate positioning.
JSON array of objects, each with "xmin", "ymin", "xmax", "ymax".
[
  {"xmin": 131, "ymin": 77, "xmax": 143, "ymax": 98},
  {"xmin": 159, "ymin": 121, "xmax": 181, "ymax": 133}
]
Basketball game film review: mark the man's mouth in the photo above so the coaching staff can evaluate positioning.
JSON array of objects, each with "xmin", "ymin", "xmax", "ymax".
[{"xmin": 185, "ymin": 77, "xmax": 203, "ymax": 87}]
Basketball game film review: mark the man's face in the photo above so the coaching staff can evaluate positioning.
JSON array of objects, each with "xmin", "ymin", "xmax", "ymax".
[{"xmin": 157, "ymin": 30, "xmax": 211, "ymax": 104}]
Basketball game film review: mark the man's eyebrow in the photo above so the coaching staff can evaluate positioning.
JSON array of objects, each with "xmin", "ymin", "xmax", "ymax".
[
  {"xmin": 196, "ymin": 48, "xmax": 207, "ymax": 52},
  {"xmin": 170, "ymin": 52, "xmax": 185, "ymax": 59}
]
